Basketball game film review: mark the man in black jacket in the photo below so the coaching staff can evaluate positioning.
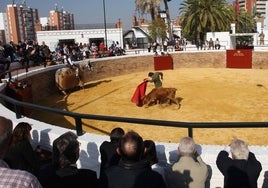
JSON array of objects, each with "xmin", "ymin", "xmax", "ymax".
[
  {"xmin": 216, "ymin": 138, "xmax": 262, "ymax": 188},
  {"xmin": 100, "ymin": 131, "xmax": 166, "ymax": 188},
  {"xmin": 99, "ymin": 127, "xmax": 125, "ymax": 179}
]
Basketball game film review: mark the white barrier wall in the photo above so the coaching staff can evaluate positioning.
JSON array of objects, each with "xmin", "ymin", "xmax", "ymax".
[{"xmin": 1, "ymin": 101, "xmax": 268, "ymax": 188}]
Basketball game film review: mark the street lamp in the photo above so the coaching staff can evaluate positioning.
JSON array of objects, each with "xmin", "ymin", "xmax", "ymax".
[{"xmin": 103, "ymin": 0, "xmax": 108, "ymax": 49}]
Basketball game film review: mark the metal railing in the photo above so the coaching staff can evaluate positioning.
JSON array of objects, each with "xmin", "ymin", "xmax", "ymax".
[{"xmin": 1, "ymin": 93, "xmax": 268, "ymax": 137}]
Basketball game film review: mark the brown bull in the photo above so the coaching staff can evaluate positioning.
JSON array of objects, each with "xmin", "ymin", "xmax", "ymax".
[
  {"xmin": 143, "ymin": 87, "xmax": 181, "ymax": 109},
  {"xmin": 55, "ymin": 61, "xmax": 93, "ymax": 95}
]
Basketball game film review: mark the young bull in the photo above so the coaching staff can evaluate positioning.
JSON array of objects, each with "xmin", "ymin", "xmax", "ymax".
[{"xmin": 143, "ymin": 87, "xmax": 181, "ymax": 109}]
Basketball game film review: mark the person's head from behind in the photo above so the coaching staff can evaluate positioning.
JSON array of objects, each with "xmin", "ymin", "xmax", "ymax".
[
  {"xmin": 143, "ymin": 139, "xmax": 158, "ymax": 165},
  {"xmin": 230, "ymin": 139, "xmax": 249, "ymax": 160},
  {"xmin": 117, "ymin": 131, "xmax": 144, "ymax": 162},
  {"xmin": 148, "ymin": 72, "xmax": 154, "ymax": 77},
  {"xmin": 0, "ymin": 116, "xmax": 13, "ymax": 157},
  {"xmin": 53, "ymin": 131, "xmax": 80, "ymax": 168},
  {"xmin": 11, "ymin": 122, "xmax": 32, "ymax": 146},
  {"xmin": 110, "ymin": 127, "xmax": 125, "ymax": 143},
  {"xmin": 178, "ymin": 137, "xmax": 195, "ymax": 157}
]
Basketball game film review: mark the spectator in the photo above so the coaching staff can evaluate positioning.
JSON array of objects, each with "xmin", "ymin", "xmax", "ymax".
[
  {"xmin": 214, "ymin": 38, "xmax": 221, "ymax": 50},
  {"xmin": 216, "ymin": 138, "xmax": 262, "ymax": 188},
  {"xmin": 203, "ymin": 40, "xmax": 208, "ymax": 50},
  {"xmin": 100, "ymin": 130, "xmax": 166, "ymax": 188},
  {"xmin": 0, "ymin": 41, "xmax": 11, "ymax": 73},
  {"xmin": 132, "ymin": 41, "xmax": 137, "ymax": 49},
  {"xmin": 0, "ymin": 116, "xmax": 42, "ymax": 188},
  {"xmin": 4, "ymin": 122, "xmax": 41, "ymax": 175},
  {"xmin": 15, "ymin": 41, "xmax": 28, "ymax": 67},
  {"xmin": 259, "ymin": 31, "xmax": 265, "ymax": 45},
  {"xmin": 99, "ymin": 127, "xmax": 125, "ymax": 179},
  {"xmin": 208, "ymin": 38, "xmax": 214, "ymax": 50},
  {"xmin": 147, "ymin": 72, "xmax": 163, "ymax": 88},
  {"xmin": 152, "ymin": 40, "xmax": 158, "ymax": 54},
  {"xmin": 81, "ymin": 43, "xmax": 90, "ymax": 59},
  {"xmin": 4, "ymin": 41, "xmax": 16, "ymax": 63},
  {"xmin": 167, "ymin": 136, "xmax": 208, "ymax": 188},
  {"xmin": 148, "ymin": 42, "xmax": 152, "ymax": 52},
  {"xmin": 37, "ymin": 131, "xmax": 98, "ymax": 188},
  {"xmin": 40, "ymin": 41, "xmax": 51, "ymax": 64},
  {"xmin": 196, "ymin": 39, "xmax": 203, "ymax": 50},
  {"xmin": 174, "ymin": 43, "xmax": 182, "ymax": 51},
  {"xmin": 143, "ymin": 139, "xmax": 170, "ymax": 188},
  {"xmin": 163, "ymin": 39, "xmax": 168, "ymax": 53}
]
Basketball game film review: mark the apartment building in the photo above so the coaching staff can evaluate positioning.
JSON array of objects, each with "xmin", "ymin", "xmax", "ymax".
[
  {"xmin": 237, "ymin": 0, "xmax": 268, "ymax": 17},
  {"xmin": 5, "ymin": 4, "xmax": 39, "ymax": 44},
  {"xmin": 256, "ymin": 0, "xmax": 268, "ymax": 16},
  {"xmin": 49, "ymin": 6, "xmax": 74, "ymax": 30},
  {"xmin": 237, "ymin": 0, "xmax": 256, "ymax": 15}
]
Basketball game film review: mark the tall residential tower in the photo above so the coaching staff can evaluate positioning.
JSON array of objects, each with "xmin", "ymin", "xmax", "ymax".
[
  {"xmin": 5, "ymin": 3, "xmax": 39, "ymax": 43},
  {"xmin": 49, "ymin": 4, "xmax": 74, "ymax": 30}
]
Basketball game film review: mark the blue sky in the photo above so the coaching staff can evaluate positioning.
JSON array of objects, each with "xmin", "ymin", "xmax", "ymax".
[{"xmin": 0, "ymin": 0, "xmax": 233, "ymax": 30}]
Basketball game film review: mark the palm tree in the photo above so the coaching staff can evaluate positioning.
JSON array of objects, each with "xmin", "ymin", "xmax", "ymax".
[
  {"xmin": 136, "ymin": 0, "xmax": 173, "ymax": 41},
  {"xmin": 179, "ymin": 0, "xmax": 235, "ymax": 42},
  {"xmin": 135, "ymin": 0, "xmax": 162, "ymax": 21}
]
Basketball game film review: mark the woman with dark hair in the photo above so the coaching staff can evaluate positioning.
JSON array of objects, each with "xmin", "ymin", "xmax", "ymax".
[
  {"xmin": 4, "ymin": 122, "xmax": 41, "ymax": 175},
  {"xmin": 143, "ymin": 140, "xmax": 158, "ymax": 165},
  {"xmin": 143, "ymin": 140, "xmax": 170, "ymax": 188}
]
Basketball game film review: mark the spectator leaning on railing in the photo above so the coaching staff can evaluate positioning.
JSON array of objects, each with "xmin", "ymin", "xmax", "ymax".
[{"xmin": 216, "ymin": 138, "xmax": 262, "ymax": 188}]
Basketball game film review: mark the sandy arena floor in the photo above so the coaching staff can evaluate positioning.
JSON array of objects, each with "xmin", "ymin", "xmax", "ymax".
[{"xmin": 34, "ymin": 68, "xmax": 268, "ymax": 145}]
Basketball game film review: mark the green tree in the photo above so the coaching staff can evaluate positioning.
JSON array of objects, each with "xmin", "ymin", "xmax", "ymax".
[
  {"xmin": 148, "ymin": 18, "xmax": 167, "ymax": 43},
  {"xmin": 179, "ymin": 0, "xmax": 235, "ymax": 41}
]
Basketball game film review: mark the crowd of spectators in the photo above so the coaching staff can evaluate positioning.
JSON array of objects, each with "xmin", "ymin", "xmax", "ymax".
[
  {"xmin": 0, "ymin": 115, "xmax": 264, "ymax": 188},
  {"xmin": 0, "ymin": 39, "xmax": 127, "ymax": 79},
  {"xmin": 196, "ymin": 38, "xmax": 222, "ymax": 50}
]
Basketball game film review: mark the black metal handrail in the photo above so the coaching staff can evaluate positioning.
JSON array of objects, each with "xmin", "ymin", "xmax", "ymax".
[{"xmin": 1, "ymin": 93, "xmax": 268, "ymax": 137}]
